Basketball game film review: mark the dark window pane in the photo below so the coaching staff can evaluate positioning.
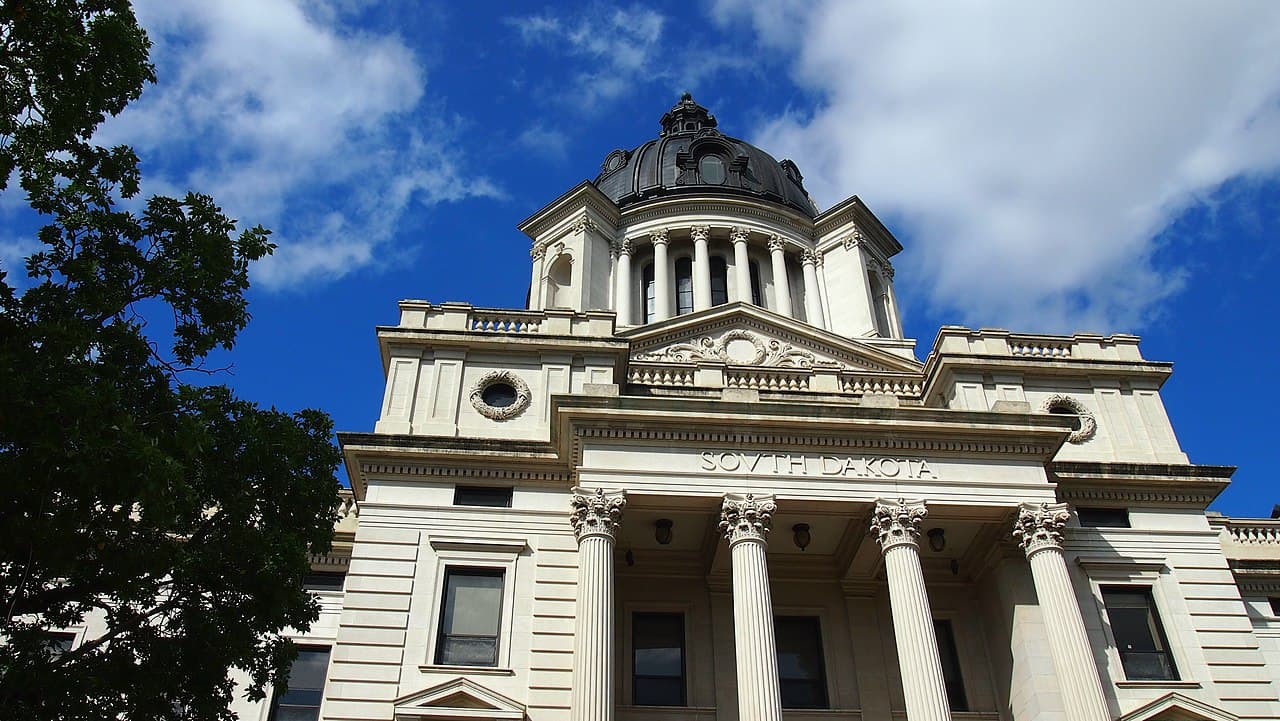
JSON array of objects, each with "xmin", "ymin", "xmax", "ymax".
[
  {"xmin": 775, "ymin": 616, "xmax": 828, "ymax": 709},
  {"xmin": 269, "ymin": 647, "xmax": 330, "ymax": 721},
  {"xmin": 675, "ymin": 258, "xmax": 694, "ymax": 315},
  {"xmin": 749, "ymin": 261, "xmax": 764, "ymax": 306},
  {"xmin": 699, "ymin": 155, "xmax": 726, "ymax": 184},
  {"xmin": 634, "ymin": 613, "xmax": 685, "ymax": 706},
  {"xmin": 643, "ymin": 264, "xmax": 655, "ymax": 322},
  {"xmin": 45, "ymin": 633, "xmax": 76, "ymax": 657},
  {"xmin": 1270, "ymin": 598, "xmax": 1280, "ymax": 616},
  {"xmin": 481, "ymin": 383, "xmax": 517, "ymax": 408},
  {"xmin": 1077, "ymin": 507, "xmax": 1130, "ymax": 528},
  {"xmin": 437, "ymin": 569, "xmax": 504, "ymax": 667},
  {"xmin": 1101, "ymin": 587, "xmax": 1178, "ymax": 680},
  {"xmin": 710, "ymin": 256, "xmax": 728, "ymax": 305},
  {"xmin": 934, "ymin": 620, "xmax": 968, "ymax": 712},
  {"xmin": 302, "ymin": 572, "xmax": 346, "ymax": 592},
  {"xmin": 454, "ymin": 486, "xmax": 513, "ymax": 508}
]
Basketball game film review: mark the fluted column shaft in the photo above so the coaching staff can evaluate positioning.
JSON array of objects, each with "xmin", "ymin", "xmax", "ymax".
[
  {"xmin": 570, "ymin": 488, "xmax": 626, "ymax": 721},
  {"xmin": 530, "ymin": 246, "xmax": 545, "ymax": 310},
  {"xmin": 801, "ymin": 250, "xmax": 826, "ymax": 328},
  {"xmin": 614, "ymin": 240, "xmax": 632, "ymax": 325},
  {"xmin": 721, "ymin": 493, "xmax": 783, "ymax": 721},
  {"xmin": 652, "ymin": 230, "xmax": 672, "ymax": 321},
  {"xmin": 1014, "ymin": 503, "xmax": 1111, "ymax": 721},
  {"xmin": 767, "ymin": 236, "xmax": 792, "ymax": 317},
  {"xmin": 731, "ymin": 228, "xmax": 752, "ymax": 304},
  {"xmin": 692, "ymin": 225, "xmax": 712, "ymax": 311},
  {"xmin": 872, "ymin": 499, "xmax": 952, "ymax": 721}
]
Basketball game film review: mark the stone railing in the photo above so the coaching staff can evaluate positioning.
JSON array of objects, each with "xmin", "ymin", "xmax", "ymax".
[
  {"xmin": 1009, "ymin": 338, "xmax": 1073, "ymax": 358},
  {"xmin": 840, "ymin": 374, "xmax": 923, "ymax": 397},
  {"xmin": 725, "ymin": 368, "xmax": 811, "ymax": 391},
  {"xmin": 932, "ymin": 326, "xmax": 1146, "ymax": 362},
  {"xmin": 628, "ymin": 363, "xmax": 695, "ymax": 387},
  {"xmin": 1220, "ymin": 519, "xmax": 1280, "ymax": 546},
  {"xmin": 395, "ymin": 301, "xmax": 616, "ymax": 338}
]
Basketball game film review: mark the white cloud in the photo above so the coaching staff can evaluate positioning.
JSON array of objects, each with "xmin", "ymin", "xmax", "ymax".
[
  {"xmin": 97, "ymin": 0, "xmax": 499, "ymax": 289},
  {"xmin": 713, "ymin": 0, "xmax": 1280, "ymax": 332},
  {"xmin": 516, "ymin": 125, "xmax": 570, "ymax": 162}
]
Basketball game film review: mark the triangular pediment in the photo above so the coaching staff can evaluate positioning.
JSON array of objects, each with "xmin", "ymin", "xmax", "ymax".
[
  {"xmin": 395, "ymin": 677, "xmax": 525, "ymax": 721},
  {"xmin": 1118, "ymin": 692, "xmax": 1239, "ymax": 721},
  {"xmin": 622, "ymin": 302, "xmax": 922, "ymax": 374}
]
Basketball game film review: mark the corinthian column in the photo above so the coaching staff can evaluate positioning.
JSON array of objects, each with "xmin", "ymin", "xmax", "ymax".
[
  {"xmin": 1012, "ymin": 503, "xmax": 1110, "ymax": 721},
  {"xmin": 800, "ymin": 250, "xmax": 826, "ymax": 329},
  {"xmin": 731, "ymin": 227, "xmax": 752, "ymax": 304},
  {"xmin": 871, "ymin": 498, "xmax": 952, "ymax": 721},
  {"xmin": 569, "ymin": 488, "xmax": 627, "ymax": 721},
  {"xmin": 614, "ymin": 239, "xmax": 633, "ymax": 325},
  {"xmin": 692, "ymin": 225, "xmax": 712, "ymax": 311},
  {"xmin": 651, "ymin": 229, "xmax": 672, "ymax": 321},
  {"xmin": 720, "ymin": 493, "xmax": 783, "ymax": 721},
  {"xmin": 767, "ymin": 236, "xmax": 793, "ymax": 317}
]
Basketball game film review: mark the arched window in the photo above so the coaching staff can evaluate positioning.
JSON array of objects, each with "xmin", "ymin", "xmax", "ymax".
[
  {"xmin": 749, "ymin": 261, "xmax": 764, "ymax": 307},
  {"xmin": 868, "ymin": 270, "xmax": 891, "ymax": 336},
  {"xmin": 710, "ymin": 256, "xmax": 728, "ymax": 306},
  {"xmin": 675, "ymin": 257, "xmax": 694, "ymax": 315},
  {"xmin": 642, "ymin": 264, "xmax": 655, "ymax": 323},
  {"xmin": 547, "ymin": 255, "xmax": 572, "ymax": 309}
]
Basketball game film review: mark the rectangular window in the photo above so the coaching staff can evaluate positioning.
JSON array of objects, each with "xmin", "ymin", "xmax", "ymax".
[
  {"xmin": 436, "ymin": 568, "xmax": 505, "ymax": 666},
  {"xmin": 934, "ymin": 620, "xmax": 968, "ymax": 711},
  {"xmin": 268, "ymin": 646, "xmax": 330, "ymax": 721},
  {"xmin": 1269, "ymin": 597, "xmax": 1280, "ymax": 617},
  {"xmin": 633, "ymin": 612, "xmax": 686, "ymax": 706},
  {"xmin": 1101, "ymin": 587, "xmax": 1178, "ymax": 680},
  {"xmin": 749, "ymin": 261, "xmax": 764, "ymax": 306},
  {"xmin": 1077, "ymin": 507, "xmax": 1131, "ymax": 528},
  {"xmin": 710, "ymin": 256, "xmax": 728, "ymax": 305},
  {"xmin": 675, "ymin": 258, "xmax": 694, "ymax": 315},
  {"xmin": 44, "ymin": 632, "xmax": 76, "ymax": 657},
  {"xmin": 643, "ymin": 264, "xmax": 656, "ymax": 323},
  {"xmin": 775, "ymin": 616, "xmax": 828, "ymax": 709},
  {"xmin": 302, "ymin": 571, "xmax": 346, "ymax": 592},
  {"xmin": 453, "ymin": 486, "xmax": 513, "ymax": 508}
]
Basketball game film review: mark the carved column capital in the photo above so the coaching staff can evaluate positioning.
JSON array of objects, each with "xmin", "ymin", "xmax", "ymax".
[
  {"xmin": 573, "ymin": 215, "xmax": 598, "ymax": 233},
  {"xmin": 650, "ymin": 228, "xmax": 669, "ymax": 247},
  {"xmin": 570, "ymin": 487, "xmax": 627, "ymax": 542},
  {"xmin": 883, "ymin": 262, "xmax": 895, "ymax": 280},
  {"xmin": 691, "ymin": 225, "xmax": 711, "ymax": 243},
  {"xmin": 801, "ymin": 249, "xmax": 818, "ymax": 266},
  {"xmin": 871, "ymin": 498, "xmax": 928, "ymax": 551},
  {"xmin": 730, "ymin": 227, "xmax": 750, "ymax": 244},
  {"xmin": 719, "ymin": 493, "xmax": 777, "ymax": 546},
  {"xmin": 813, "ymin": 253, "xmax": 824, "ymax": 268},
  {"xmin": 1012, "ymin": 501, "xmax": 1071, "ymax": 556},
  {"xmin": 843, "ymin": 228, "xmax": 864, "ymax": 250},
  {"xmin": 767, "ymin": 235, "xmax": 786, "ymax": 253},
  {"xmin": 612, "ymin": 238, "xmax": 633, "ymax": 257},
  {"xmin": 531, "ymin": 244, "xmax": 547, "ymax": 261}
]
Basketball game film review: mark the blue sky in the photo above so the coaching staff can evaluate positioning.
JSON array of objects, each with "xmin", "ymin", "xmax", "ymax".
[{"xmin": 5, "ymin": 1, "xmax": 1279, "ymax": 515}]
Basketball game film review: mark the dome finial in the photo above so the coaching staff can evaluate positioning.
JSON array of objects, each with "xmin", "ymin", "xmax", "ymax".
[{"xmin": 659, "ymin": 93, "xmax": 717, "ymax": 136}]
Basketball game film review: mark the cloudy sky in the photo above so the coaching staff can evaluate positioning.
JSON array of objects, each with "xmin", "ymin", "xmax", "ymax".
[{"xmin": 5, "ymin": 0, "xmax": 1278, "ymax": 514}]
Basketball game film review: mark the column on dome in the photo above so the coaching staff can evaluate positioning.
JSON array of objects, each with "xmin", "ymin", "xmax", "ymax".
[
  {"xmin": 692, "ymin": 225, "xmax": 712, "ymax": 311},
  {"xmin": 651, "ymin": 229, "xmax": 672, "ymax": 321},
  {"xmin": 881, "ymin": 262, "xmax": 903, "ymax": 337},
  {"xmin": 731, "ymin": 227, "xmax": 752, "ymax": 304},
  {"xmin": 1012, "ymin": 503, "xmax": 1111, "ymax": 721},
  {"xmin": 613, "ymin": 239, "xmax": 633, "ymax": 326},
  {"xmin": 569, "ymin": 488, "xmax": 627, "ymax": 721},
  {"xmin": 720, "ymin": 493, "xmax": 784, "ymax": 721},
  {"xmin": 530, "ymin": 244, "xmax": 546, "ymax": 311},
  {"xmin": 767, "ymin": 236, "xmax": 793, "ymax": 317},
  {"xmin": 800, "ymin": 250, "xmax": 826, "ymax": 329},
  {"xmin": 814, "ymin": 253, "xmax": 832, "ymax": 330},
  {"xmin": 870, "ymin": 498, "xmax": 953, "ymax": 721}
]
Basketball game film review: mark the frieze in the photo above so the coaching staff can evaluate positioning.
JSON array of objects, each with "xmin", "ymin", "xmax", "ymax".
[
  {"xmin": 634, "ymin": 329, "xmax": 820, "ymax": 368},
  {"xmin": 700, "ymin": 451, "xmax": 937, "ymax": 479}
]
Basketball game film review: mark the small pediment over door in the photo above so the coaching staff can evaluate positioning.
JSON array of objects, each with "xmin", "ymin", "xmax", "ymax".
[
  {"xmin": 394, "ymin": 677, "xmax": 526, "ymax": 721},
  {"xmin": 623, "ymin": 302, "xmax": 923, "ymax": 374},
  {"xmin": 1118, "ymin": 692, "xmax": 1240, "ymax": 721}
]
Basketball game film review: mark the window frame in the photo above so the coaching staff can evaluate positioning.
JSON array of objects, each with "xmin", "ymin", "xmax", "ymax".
[
  {"xmin": 622, "ymin": 602, "xmax": 695, "ymax": 709},
  {"xmin": 748, "ymin": 260, "xmax": 764, "ymax": 307},
  {"xmin": 1099, "ymin": 585, "xmax": 1179, "ymax": 681},
  {"xmin": 642, "ymin": 263, "xmax": 656, "ymax": 323},
  {"xmin": 1076, "ymin": 507, "xmax": 1131, "ymax": 528},
  {"xmin": 266, "ymin": 645, "xmax": 331, "ymax": 721},
  {"xmin": 674, "ymin": 256, "xmax": 694, "ymax": 316},
  {"xmin": 631, "ymin": 611, "xmax": 688, "ymax": 707},
  {"xmin": 435, "ymin": 567, "xmax": 506, "ymax": 667},
  {"xmin": 424, "ymin": 538, "xmax": 525, "ymax": 672},
  {"xmin": 932, "ymin": 617, "xmax": 969, "ymax": 712},
  {"xmin": 709, "ymin": 255, "xmax": 728, "ymax": 306},
  {"xmin": 773, "ymin": 613, "xmax": 831, "ymax": 710},
  {"xmin": 453, "ymin": 485, "xmax": 513, "ymax": 508}
]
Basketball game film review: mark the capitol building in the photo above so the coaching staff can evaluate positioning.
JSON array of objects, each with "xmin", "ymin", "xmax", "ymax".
[{"xmin": 237, "ymin": 96, "xmax": 1280, "ymax": 721}]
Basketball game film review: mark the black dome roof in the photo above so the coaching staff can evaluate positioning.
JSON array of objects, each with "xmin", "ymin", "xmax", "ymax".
[{"xmin": 593, "ymin": 94, "xmax": 819, "ymax": 218}]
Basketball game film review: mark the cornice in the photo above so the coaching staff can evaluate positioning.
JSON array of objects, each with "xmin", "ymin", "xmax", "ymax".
[
  {"xmin": 1053, "ymin": 463, "xmax": 1233, "ymax": 507},
  {"xmin": 518, "ymin": 181, "xmax": 621, "ymax": 240},
  {"xmin": 618, "ymin": 195, "xmax": 815, "ymax": 238},
  {"xmin": 813, "ymin": 194, "xmax": 904, "ymax": 257}
]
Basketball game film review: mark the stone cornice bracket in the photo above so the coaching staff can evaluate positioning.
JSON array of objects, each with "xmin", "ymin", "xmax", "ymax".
[
  {"xmin": 767, "ymin": 235, "xmax": 786, "ymax": 253},
  {"xmin": 870, "ymin": 497, "xmax": 927, "ymax": 551},
  {"xmin": 570, "ymin": 487, "xmax": 627, "ymax": 542},
  {"xmin": 719, "ymin": 492, "xmax": 777, "ymax": 547},
  {"xmin": 572, "ymin": 214, "xmax": 597, "ymax": 233},
  {"xmin": 650, "ymin": 228, "xmax": 670, "ymax": 246},
  {"xmin": 1012, "ymin": 501, "xmax": 1071, "ymax": 557},
  {"xmin": 690, "ymin": 225, "xmax": 711, "ymax": 242},
  {"xmin": 801, "ymin": 249, "xmax": 818, "ymax": 266},
  {"xmin": 730, "ymin": 226, "xmax": 750, "ymax": 244}
]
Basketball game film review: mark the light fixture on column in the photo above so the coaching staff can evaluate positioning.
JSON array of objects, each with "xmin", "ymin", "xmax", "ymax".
[
  {"xmin": 927, "ymin": 527, "xmax": 946, "ymax": 553},
  {"xmin": 655, "ymin": 518, "xmax": 673, "ymax": 545},
  {"xmin": 792, "ymin": 523, "xmax": 811, "ymax": 551}
]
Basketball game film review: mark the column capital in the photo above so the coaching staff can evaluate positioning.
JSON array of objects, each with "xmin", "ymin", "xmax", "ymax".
[
  {"xmin": 531, "ymin": 244, "xmax": 547, "ymax": 260},
  {"xmin": 612, "ymin": 238, "xmax": 633, "ymax": 256},
  {"xmin": 691, "ymin": 224, "xmax": 711, "ymax": 243},
  {"xmin": 883, "ymin": 262, "xmax": 895, "ymax": 280},
  {"xmin": 801, "ymin": 249, "xmax": 818, "ymax": 266},
  {"xmin": 842, "ymin": 228, "xmax": 864, "ymax": 250},
  {"xmin": 767, "ymin": 235, "xmax": 786, "ymax": 253},
  {"xmin": 719, "ymin": 492, "xmax": 776, "ymax": 546},
  {"xmin": 650, "ymin": 228, "xmax": 670, "ymax": 246},
  {"xmin": 573, "ymin": 214, "xmax": 598, "ymax": 234},
  {"xmin": 871, "ymin": 498, "xmax": 928, "ymax": 551},
  {"xmin": 730, "ymin": 226, "xmax": 750, "ymax": 244},
  {"xmin": 570, "ymin": 487, "xmax": 627, "ymax": 542},
  {"xmin": 1012, "ymin": 501, "xmax": 1071, "ymax": 556}
]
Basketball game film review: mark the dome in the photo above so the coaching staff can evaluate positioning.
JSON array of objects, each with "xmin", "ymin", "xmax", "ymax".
[{"xmin": 593, "ymin": 94, "xmax": 820, "ymax": 218}]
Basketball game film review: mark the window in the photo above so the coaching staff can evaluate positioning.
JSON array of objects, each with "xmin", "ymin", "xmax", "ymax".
[
  {"xmin": 1077, "ymin": 507, "xmax": 1130, "ymax": 528},
  {"xmin": 775, "ymin": 616, "xmax": 828, "ymax": 709},
  {"xmin": 44, "ymin": 632, "xmax": 76, "ymax": 657},
  {"xmin": 934, "ymin": 620, "xmax": 968, "ymax": 711},
  {"xmin": 268, "ymin": 647, "xmax": 330, "ymax": 721},
  {"xmin": 710, "ymin": 256, "xmax": 728, "ymax": 305},
  {"xmin": 454, "ymin": 486, "xmax": 513, "ymax": 508},
  {"xmin": 1270, "ymin": 597, "xmax": 1280, "ymax": 617},
  {"xmin": 436, "ymin": 568, "xmax": 505, "ymax": 666},
  {"xmin": 643, "ymin": 263, "xmax": 655, "ymax": 323},
  {"xmin": 546, "ymin": 255, "xmax": 572, "ymax": 309},
  {"xmin": 1101, "ymin": 587, "xmax": 1178, "ymax": 680},
  {"xmin": 302, "ymin": 572, "xmax": 346, "ymax": 592},
  {"xmin": 633, "ymin": 613, "xmax": 686, "ymax": 706},
  {"xmin": 699, "ymin": 155, "xmax": 726, "ymax": 184},
  {"xmin": 749, "ymin": 260, "xmax": 764, "ymax": 306},
  {"xmin": 675, "ymin": 257, "xmax": 694, "ymax": 315},
  {"xmin": 868, "ymin": 270, "xmax": 891, "ymax": 336}
]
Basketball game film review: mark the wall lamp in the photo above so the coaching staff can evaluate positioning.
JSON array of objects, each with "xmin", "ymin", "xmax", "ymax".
[
  {"xmin": 927, "ymin": 527, "xmax": 946, "ymax": 553},
  {"xmin": 792, "ymin": 523, "xmax": 811, "ymax": 551},
  {"xmin": 655, "ymin": 518, "xmax": 674, "ymax": 545}
]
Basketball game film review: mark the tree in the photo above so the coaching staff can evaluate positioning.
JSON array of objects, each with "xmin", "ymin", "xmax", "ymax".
[{"xmin": 0, "ymin": 2, "xmax": 343, "ymax": 719}]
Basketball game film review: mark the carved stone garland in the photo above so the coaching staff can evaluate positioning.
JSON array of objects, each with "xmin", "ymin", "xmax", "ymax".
[
  {"xmin": 1011, "ymin": 502, "xmax": 1071, "ymax": 556},
  {"xmin": 719, "ymin": 493, "xmax": 777, "ymax": 545},
  {"xmin": 1040, "ymin": 394, "xmax": 1097, "ymax": 444},
  {"xmin": 634, "ymin": 329, "xmax": 818, "ymax": 368},
  {"xmin": 469, "ymin": 370, "xmax": 532, "ymax": 421},
  {"xmin": 569, "ymin": 487, "xmax": 627, "ymax": 541}
]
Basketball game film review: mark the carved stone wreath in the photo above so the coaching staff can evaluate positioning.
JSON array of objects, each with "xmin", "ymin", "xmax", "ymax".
[
  {"xmin": 470, "ymin": 371, "xmax": 532, "ymax": 421},
  {"xmin": 1041, "ymin": 394, "xmax": 1097, "ymax": 444}
]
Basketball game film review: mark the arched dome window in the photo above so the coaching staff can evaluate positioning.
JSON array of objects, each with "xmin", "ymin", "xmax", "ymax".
[
  {"xmin": 698, "ymin": 154, "xmax": 727, "ymax": 185},
  {"xmin": 675, "ymin": 257, "xmax": 694, "ymax": 315},
  {"xmin": 642, "ymin": 263, "xmax": 656, "ymax": 323},
  {"xmin": 710, "ymin": 256, "xmax": 728, "ymax": 305},
  {"xmin": 547, "ymin": 255, "xmax": 572, "ymax": 309}
]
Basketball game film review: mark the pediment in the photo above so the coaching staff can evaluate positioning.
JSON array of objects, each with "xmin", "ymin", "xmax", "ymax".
[
  {"xmin": 623, "ymin": 302, "xmax": 922, "ymax": 374},
  {"xmin": 1119, "ymin": 692, "xmax": 1239, "ymax": 721},
  {"xmin": 394, "ymin": 677, "xmax": 525, "ymax": 721}
]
